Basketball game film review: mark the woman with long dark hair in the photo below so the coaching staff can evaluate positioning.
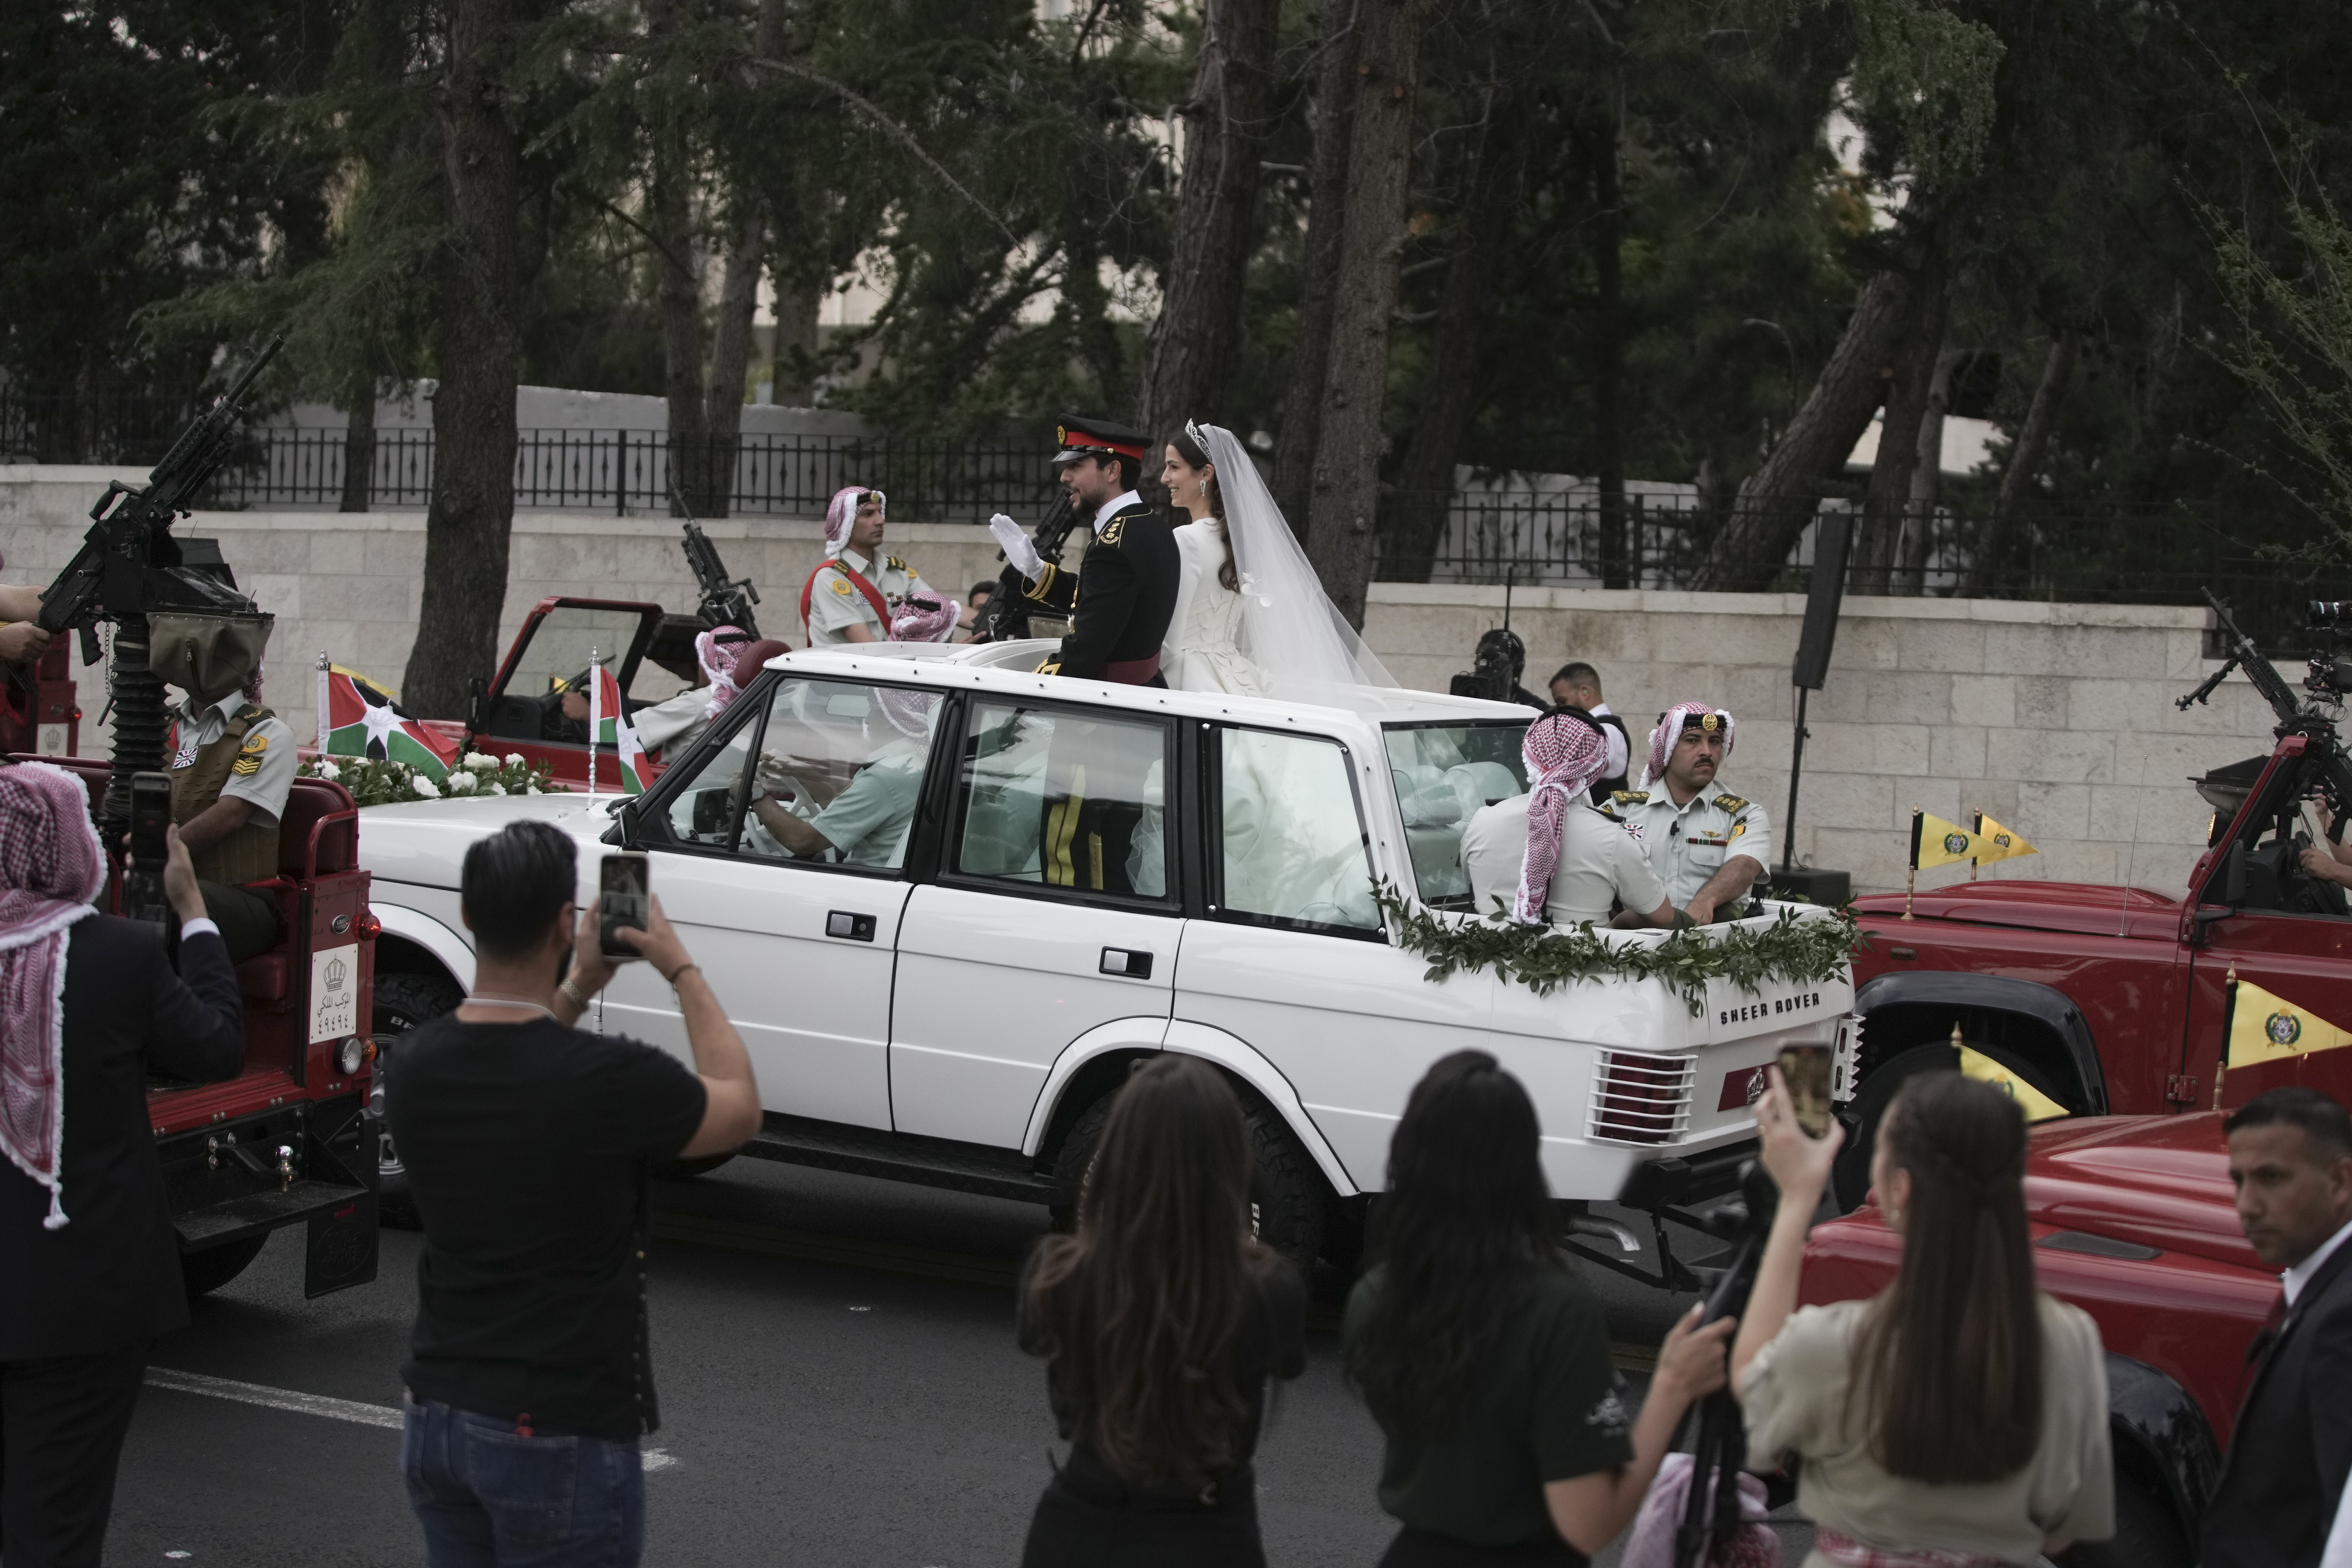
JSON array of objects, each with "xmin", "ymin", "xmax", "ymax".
[
  {"xmin": 1159, "ymin": 427, "xmax": 1264, "ymax": 695},
  {"xmin": 1344, "ymin": 1051, "xmax": 1733, "ymax": 1565},
  {"xmin": 1017, "ymin": 1055, "xmax": 1306, "ymax": 1566},
  {"xmin": 1732, "ymin": 1068, "xmax": 2112, "ymax": 1564}
]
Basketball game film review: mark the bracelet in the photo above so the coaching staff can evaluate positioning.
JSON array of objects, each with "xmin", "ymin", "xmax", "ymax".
[
  {"xmin": 557, "ymin": 976, "xmax": 592, "ymax": 1011},
  {"xmin": 663, "ymin": 961, "xmax": 701, "ymax": 988}
]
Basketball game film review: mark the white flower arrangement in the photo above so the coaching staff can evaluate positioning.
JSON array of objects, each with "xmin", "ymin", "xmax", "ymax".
[
  {"xmin": 411, "ymin": 774, "xmax": 440, "ymax": 798},
  {"xmin": 447, "ymin": 771, "xmax": 477, "ymax": 794},
  {"xmin": 504, "ymin": 753, "xmax": 525, "ymax": 767},
  {"xmin": 316, "ymin": 760, "xmax": 341, "ymax": 781},
  {"xmin": 297, "ymin": 751, "xmax": 559, "ymax": 807},
  {"xmin": 463, "ymin": 751, "xmax": 499, "ymax": 773},
  {"xmin": 488, "ymin": 781, "xmax": 507, "ymax": 795}
]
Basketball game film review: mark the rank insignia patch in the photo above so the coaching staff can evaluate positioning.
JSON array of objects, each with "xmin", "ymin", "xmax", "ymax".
[
  {"xmin": 231, "ymin": 755, "xmax": 261, "ymax": 776},
  {"xmin": 831, "ymin": 580, "xmax": 853, "ymax": 596}
]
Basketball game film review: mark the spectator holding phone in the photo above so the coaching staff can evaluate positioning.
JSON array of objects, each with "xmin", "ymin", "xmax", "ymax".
[
  {"xmin": 1343, "ymin": 1051, "xmax": 1733, "ymax": 1564},
  {"xmin": 1017, "ymin": 1055, "xmax": 1306, "ymax": 1566},
  {"xmin": 387, "ymin": 820, "xmax": 758, "ymax": 1568},
  {"xmin": 1731, "ymin": 1068, "xmax": 2113, "ymax": 1564},
  {"xmin": 2, "ymin": 763, "xmax": 242, "ymax": 1568}
]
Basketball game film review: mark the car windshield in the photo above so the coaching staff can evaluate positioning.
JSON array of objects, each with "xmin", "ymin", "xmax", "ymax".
[{"xmin": 1383, "ymin": 721, "xmax": 1532, "ymax": 909}]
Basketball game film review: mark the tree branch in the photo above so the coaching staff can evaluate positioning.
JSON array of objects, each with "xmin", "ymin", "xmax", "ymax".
[{"xmin": 746, "ymin": 57, "xmax": 1023, "ymax": 251}]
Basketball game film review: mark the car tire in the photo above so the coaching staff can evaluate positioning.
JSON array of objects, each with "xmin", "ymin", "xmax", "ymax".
[
  {"xmin": 181, "ymin": 1234, "xmax": 268, "ymax": 1298},
  {"xmin": 372, "ymin": 970, "xmax": 463, "ymax": 1230},
  {"xmin": 1047, "ymin": 1093, "xmax": 1115, "ymax": 1233},
  {"xmin": 2053, "ymin": 1462, "xmax": 2191, "ymax": 1568},
  {"xmin": 1831, "ymin": 1036, "xmax": 2070, "ymax": 1212}
]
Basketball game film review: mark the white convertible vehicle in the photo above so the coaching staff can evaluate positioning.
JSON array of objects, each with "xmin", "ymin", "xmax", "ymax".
[{"xmin": 362, "ymin": 641, "xmax": 1854, "ymax": 1278}]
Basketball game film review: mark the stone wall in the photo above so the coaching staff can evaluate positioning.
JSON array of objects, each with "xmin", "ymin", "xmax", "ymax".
[{"xmin": 2, "ymin": 467, "xmax": 2269, "ymax": 897}]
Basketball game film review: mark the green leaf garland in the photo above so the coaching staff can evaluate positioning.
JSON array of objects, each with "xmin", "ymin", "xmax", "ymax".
[{"xmin": 1371, "ymin": 880, "xmax": 1867, "ymax": 1018}]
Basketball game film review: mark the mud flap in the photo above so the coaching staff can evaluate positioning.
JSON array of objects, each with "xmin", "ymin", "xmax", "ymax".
[{"xmin": 303, "ymin": 1100, "xmax": 380, "ymax": 1298}]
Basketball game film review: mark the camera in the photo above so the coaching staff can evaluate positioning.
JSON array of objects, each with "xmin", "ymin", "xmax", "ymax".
[
  {"xmin": 2307, "ymin": 601, "xmax": 2352, "ymax": 702},
  {"xmin": 1448, "ymin": 628, "xmax": 1527, "ymax": 704}
]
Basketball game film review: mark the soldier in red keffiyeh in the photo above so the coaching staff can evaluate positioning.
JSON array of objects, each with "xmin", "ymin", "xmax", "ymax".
[{"xmin": 1605, "ymin": 703, "xmax": 1773, "ymax": 924}]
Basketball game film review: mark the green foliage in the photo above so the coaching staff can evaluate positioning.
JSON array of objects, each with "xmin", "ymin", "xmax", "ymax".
[
  {"xmin": 1846, "ymin": 0, "xmax": 2005, "ymax": 193},
  {"xmin": 1371, "ymin": 880, "xmax": 1866, "ymax": 1017},
  {"xmin": 300, "ymin": 751, "xmax": 561, "ymax": 807}
]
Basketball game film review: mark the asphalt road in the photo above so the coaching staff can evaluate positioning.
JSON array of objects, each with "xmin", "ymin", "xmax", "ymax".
[{"xmin": 105, "ymin": 1160, "xmax": 1810, "ymax": 1567}]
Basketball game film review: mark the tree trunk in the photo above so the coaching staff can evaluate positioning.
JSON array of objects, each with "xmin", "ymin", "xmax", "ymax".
[
  {"xmin": 1591, "ymin": 106, "xmax": 1629, "ymax": 589},
  {"xmin": 403, "ymin": 0, "xmax": 532, "ymax": 719},
  {"xmin": 1855, "ymin": 244, "xmax": 1946, "ymax": 596},
  {"xmin": 647, "ymin": 0, "xmax": 708, "ymax": 517},
  {"xmin": 1271, "ymin": 0, "xmax": 1360, "ymax": 533},
  {"xmin": 1895, "ymin": 348, "xmax": 1958, "ymax": 592},
  {"xmin": 1138, "ymin": 0, "xmax": 1280, "ymax": 442},
  {"xmin": 1379, "ymin": 80, "xmax": 1525, "ymax": 584},
  {"xmin": 1965, "ymin": 329, "xmax": 2076, "ymax": 596},
  {"xmin": 337, "ymin": 378, "xmax": 375, "ymax": 514},
  {"xmin": 1303, "ymin": 0, "xmax": 1424, "ymax": 628},
  {"xmin": 1693, "ymin": 268, "xmax": 1912, "ymax": 590},
  {"xmin": 693, "ymin": 0, "xmax": 787, "ymax": 520},
  {"xmin": 769, "ymin": 276, "xmax": 822, "ymax": 405}
]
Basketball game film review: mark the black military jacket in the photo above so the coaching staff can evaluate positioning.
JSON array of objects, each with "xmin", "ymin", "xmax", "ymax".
[{"xmin": 1025, "ymin": 496, "xmax": 1179, "ymax": 684}]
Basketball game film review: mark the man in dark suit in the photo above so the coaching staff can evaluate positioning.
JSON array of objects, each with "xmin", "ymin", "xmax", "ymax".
[
  {"xmin": 987, "ymin": 415, "xmax": 1178, "ymax": 686},
  {"xmin": 1, "ymin": 769, "xmax": 244, "ymax": 1568},
  {"xmin": 2204, "ymin": 1086, "xmax": 2352, "ymax": 1568}
]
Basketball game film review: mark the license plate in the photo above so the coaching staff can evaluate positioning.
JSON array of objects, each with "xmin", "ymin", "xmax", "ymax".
[{"xmin": 1718, "ymin": 1064, "xmax": 1770, "ymax": 1112}]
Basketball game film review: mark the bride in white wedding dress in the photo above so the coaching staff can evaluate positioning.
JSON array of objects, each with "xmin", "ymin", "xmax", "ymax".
[{"xmin": 1157, "ymin": 421, "xmax": 1396, "ymax": 701}]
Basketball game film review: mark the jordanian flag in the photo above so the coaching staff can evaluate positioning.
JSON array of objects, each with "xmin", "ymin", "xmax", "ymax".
[
  {"xmin": 588, "ymin": 660, "xmax": 651, "ymax": 795},
  {"xmin": 320, "ymin": 665, "xmax": 460, "ymax": 780}
]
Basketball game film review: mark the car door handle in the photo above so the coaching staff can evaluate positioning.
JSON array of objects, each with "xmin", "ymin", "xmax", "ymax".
[
  {"xmin": 1100, "ymin": 947, "xmax": 1152, "ymax": 979},
  {"xmin": 825, "ymin": 911, "xmax": 877, "ymax": 942}
]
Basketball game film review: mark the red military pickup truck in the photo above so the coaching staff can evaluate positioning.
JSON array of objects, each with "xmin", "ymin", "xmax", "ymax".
[{"xmin": 1836, "ymin": 600, "xmax": 2352, "ymax": 1211}]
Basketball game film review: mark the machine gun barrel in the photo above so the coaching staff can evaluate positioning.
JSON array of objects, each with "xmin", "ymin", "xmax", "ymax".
[
  {"xmin": 2180, "ymin": 588, "xmax": 2307, "ymax": 726},
  {"xmin": 670, "ymin": 483, "xmax": 762, "ymax": 638}
]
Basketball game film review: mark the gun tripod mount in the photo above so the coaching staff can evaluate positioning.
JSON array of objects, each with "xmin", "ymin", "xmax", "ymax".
[{"xmin": 1674, "ymin": 1160, "xmax": 1779, "ymax": 1568}]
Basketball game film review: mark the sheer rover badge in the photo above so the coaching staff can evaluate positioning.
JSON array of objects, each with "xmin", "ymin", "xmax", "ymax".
[{"xmin": 1718, "ymin": 989, "xmax": 1824, "ymax": 1027}]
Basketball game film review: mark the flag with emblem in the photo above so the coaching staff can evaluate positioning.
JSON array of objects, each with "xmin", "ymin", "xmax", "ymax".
[
  {"xmin": 1910, "ymin": 810, "xmax": 1981, "ymax": 870},
  {"xmin": 1973, "ymin": 813, "xmax": 2038, "ymax": 866},
  {"xmin": 586, "ymin": 660, "xmax": 650, "ymax": 795},
  {"xmin": 1960, "ymin": 1044, "xmax": 2070, "ymax": 1123},
  {"xmin": 2220, "ymin": 975, "xmax": 2352, "ymax": 1073},
  {"xmin": 317, "ymin": 664, "xmax": 458, "ymax": 780}
]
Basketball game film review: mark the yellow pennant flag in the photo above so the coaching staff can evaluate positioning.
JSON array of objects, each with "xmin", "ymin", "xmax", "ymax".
[
  {"xmin": 1911, "ymin": 810, "xmax": 1981, "ymax": 870},
  {"xmin": 1960, "ymin": 1045, "xmax": 2071, "ymax": 1123},
  {"xmin": 2223, "ymin": 978, "xmax": 2352, "ymax": 1072},
  {"xmin": 1973, "ymin": 813, "xmax": 2038, "ymax": 866}
]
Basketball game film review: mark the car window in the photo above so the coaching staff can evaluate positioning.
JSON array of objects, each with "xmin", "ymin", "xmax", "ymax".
[
  {"xmin": 1215, "ymin": 727, "xmax": 1380, "ymax": 932},
  {"xmin": 1382, "ymin": 721, "xmax": 1532, "ymax": 910},
  {"xmin": 951, "ymin": 701, "xmax": 1172, "ymax": 902},
  {"xmin": 501, "ymin": 605, "xmax": 649, "ymax": 702},
  {"xmin": 658, "ymin": 676, "xmax": 940, "ymax": 872}
]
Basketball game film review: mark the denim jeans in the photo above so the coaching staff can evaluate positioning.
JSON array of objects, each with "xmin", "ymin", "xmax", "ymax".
[{"xmin": 400, "ymin": 1394, "xmax": 645, "ymax": 1568}]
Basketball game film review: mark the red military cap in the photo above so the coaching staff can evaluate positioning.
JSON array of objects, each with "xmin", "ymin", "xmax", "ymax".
[{"xmin": 1051, "ymin": 413, "xmax": 1150, "ymax": 467}]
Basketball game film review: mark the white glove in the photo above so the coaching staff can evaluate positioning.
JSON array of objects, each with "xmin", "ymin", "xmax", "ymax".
[{"xmin": 988, "ymin": 513, "xmax": 1044, "ymax": 585}]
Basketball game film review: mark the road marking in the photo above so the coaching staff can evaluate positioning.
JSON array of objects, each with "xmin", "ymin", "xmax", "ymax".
[{"xmin": 142, "ymin": 1368, "xmax": 676, "ymax": 1469}]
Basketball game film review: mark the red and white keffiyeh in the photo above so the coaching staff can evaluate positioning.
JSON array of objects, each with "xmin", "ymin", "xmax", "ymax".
[
  {"xmin": 1512, "ymin": 712, "xmax": 1611, "ymax": 924},
  {"xmin": 695, "ymin": 624, "xmax": 749, "ymax": 719},
  {"xmin": 888, "ymin": 596, "xmax": 960, "ymax": 644},
  {"xmin": 823, "ymin": 485, "xmax": 884, "ymax": 559},
  {"xmin": 1643, "ymin": 701, "xmax": 1735, "ymax": 789},
  {"xmin": 0, "ymin": 762, "xmax": 108, "ymax": 1229},
  {"xmin": 1812, "ymin": 1527, "xmax": 2012, "ymax": 1568}
]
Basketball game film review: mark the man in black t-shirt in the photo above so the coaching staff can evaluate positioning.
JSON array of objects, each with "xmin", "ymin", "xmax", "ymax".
[{"xmin": 387, "ymin": 821, "xmax": 759, "ymax": 1568}]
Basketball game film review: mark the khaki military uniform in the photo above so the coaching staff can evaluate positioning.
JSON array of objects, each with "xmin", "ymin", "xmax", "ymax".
[
  {"xmin": 1460, "ymin": 794, "xmax": 1666, "ymax": 925},
  {"xmin": 167, "ymin": 695, "xmax": 296, "ymax": 960},
  {"xmin": 806, "ymin": 547, "xmax": 934, "ymax": 645},
  {"xmin": 1604, "ymin": 778, "xmax": 1773, "ymax": 912}
]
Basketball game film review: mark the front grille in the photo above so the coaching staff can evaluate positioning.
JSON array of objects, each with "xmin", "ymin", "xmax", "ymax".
[{"xmin": 1588, "ymin": 1050, "xmax": 1696, "ymax": 1145}]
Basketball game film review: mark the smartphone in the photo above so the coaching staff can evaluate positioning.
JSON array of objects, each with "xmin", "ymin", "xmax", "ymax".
[
  {"xmin": 125, "ymin": 772, "xmax": 174, "ymax": 924},
  {"xmin": 599, "ymin": 852, "xmax": 650, "ymax": 960},
  {"xmin": 1778, "ymin": 1043, "xmax": 1834, "ymax": 1139}
]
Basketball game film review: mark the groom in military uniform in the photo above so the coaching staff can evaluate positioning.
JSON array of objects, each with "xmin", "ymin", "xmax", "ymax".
[{"xmin": 987, "ymin": 414, "xmax": 1178, "ymax": 686}]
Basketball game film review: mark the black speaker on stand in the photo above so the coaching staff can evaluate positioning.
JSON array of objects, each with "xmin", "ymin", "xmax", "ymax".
[{"xmin": 1777, "ymin": 513, "xmax": 1853, "ymax": 907}]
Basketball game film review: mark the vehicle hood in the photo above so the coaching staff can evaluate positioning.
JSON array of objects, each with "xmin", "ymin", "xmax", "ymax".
[
  {"xmin": 2021, "ymin": 1114, "xmax": 2260, "ymax": 1272},
  {"xmin": 1855, "ymin": 879, "xmax": 2182, "ymax": 938},
  {"xmin": 357, "ymin": 793, "xmax": 624, "ymax": 890}
]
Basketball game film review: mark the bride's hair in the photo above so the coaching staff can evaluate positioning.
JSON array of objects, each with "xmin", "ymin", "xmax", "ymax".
[{"xmin": 1167, "ymin": 428, "xmax": 1238, "ymax": 592}]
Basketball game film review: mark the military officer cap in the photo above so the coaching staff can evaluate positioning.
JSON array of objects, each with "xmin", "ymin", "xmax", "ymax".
[{"xmin": 1052, "ymin": 413, "xmax": 1151, "ymax": 468}]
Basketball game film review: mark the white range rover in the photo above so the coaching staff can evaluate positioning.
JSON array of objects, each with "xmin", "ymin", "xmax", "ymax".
[{"xmin": 361, "ymin": 641, "xmax": 1853, "ymax": 1279}]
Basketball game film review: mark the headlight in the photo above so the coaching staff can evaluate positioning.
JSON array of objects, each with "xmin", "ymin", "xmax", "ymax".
[{"xmin": 338, "ymin": 1035, "xmax": 367, "ymax": 1074}]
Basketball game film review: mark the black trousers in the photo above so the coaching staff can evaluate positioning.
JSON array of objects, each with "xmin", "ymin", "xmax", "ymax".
[
  {"xmin": 1021, "ymin": 1450, "xmax": 1264, "ymax": 1568},
  {"xmin": 1377, "ymin": 1527, "xmax": 1586, "ymax": 1567},
  {"xmin": 197, "ymin": 880, "xmax": 281, "ymax": 964},
  {"xmin": 1, "ymin": 1342, "xmax": 149, "ymax": 1568}
]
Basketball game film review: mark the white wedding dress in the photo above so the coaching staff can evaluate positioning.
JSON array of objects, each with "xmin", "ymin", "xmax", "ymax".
[
  {"xmin": 1160, "ymin": 423, "xmax": 1396, "ymax": 703},
  {"xmin": 1162, "ymin": 520, "xmax": 1269, "ymax": 696}
]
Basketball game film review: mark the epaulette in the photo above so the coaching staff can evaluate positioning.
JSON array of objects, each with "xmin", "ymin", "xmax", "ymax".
[
  {"xmin": 1034, "ymin": 656, "xmax": 1062, "ymax": 676},
  {"xmin": 1611, "ymin": 790, "xmax": 1650, "ymax": 805},
  {"xmin": 1714, "ymin": 794, "xmax": 1750, "ymax": 814},
  {"xmin": 1099, "ymin": 517, "xmax": 1127, "ymax": 546},
  {"xmin": 236, "ymin": 703, "xmax": 269, "ymax": 723},
  {"xmin": 1594, "ymin": 800, "xmax": 1624, "ymax": 821},
  {"xmin": 886, "ymin": 554, "xmax": 908, "ymax": 572}
]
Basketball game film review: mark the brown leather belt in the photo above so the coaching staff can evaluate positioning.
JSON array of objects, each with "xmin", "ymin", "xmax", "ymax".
[{"xmin": 1101, "ymin": 654, "xmax": 1161, "ymax": 685}]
